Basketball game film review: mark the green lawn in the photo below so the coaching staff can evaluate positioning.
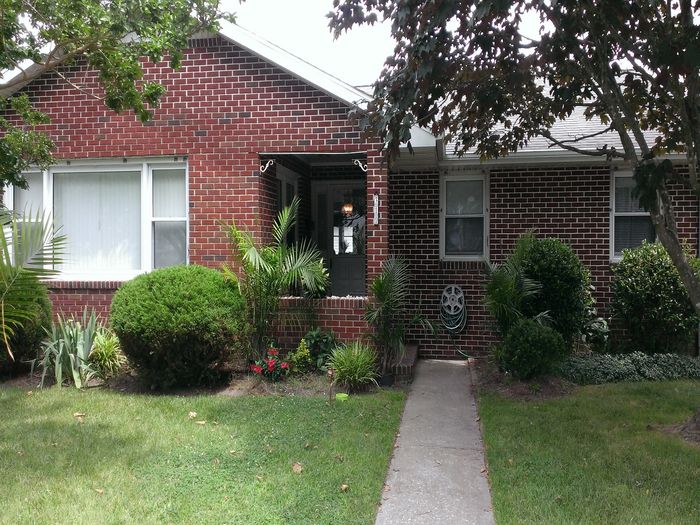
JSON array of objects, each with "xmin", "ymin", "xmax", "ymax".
[
  {"xmin": 0, "ymin": 386, "xmax": 404, "ymax": 525},
  {"xmin": 479, "ymin": 381, "xmax": 700, "ymax": 525}
]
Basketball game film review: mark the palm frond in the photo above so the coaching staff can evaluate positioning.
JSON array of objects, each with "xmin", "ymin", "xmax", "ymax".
[
  {"xmin": 272, "ymin": 196, "xmax": 299, "ymax": 247},
  {"xmin": 0, "ymin": 207, "xmax": 65, "ymax": 359}
]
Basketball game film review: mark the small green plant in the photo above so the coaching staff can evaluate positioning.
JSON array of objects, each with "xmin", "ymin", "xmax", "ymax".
[
  {"xmin": 249, "ymin": 347, "xmax": 289, "ymax": 381},
  {"xmin": 303, "ymin": 328, "xmax": 337, "ymax": 369},
  {"xmin": 288, "ymin": 338, "xmax": 314, "ymax": 374},
  {"xmin": 611, "ymin": 241, "xmax": 699, "ymax": 354},
  {"xmin": 496, "ymin": 318, "xmax": 567, "ymax": 380},
  {"xmin": 328, "ymin": 341, "xmax": 379, "ymax": 393},
  {"xmin": 365, "ymin": 256, "xmax": 433, "ymax": 376},
  {"xmin": 89, "ymin": 328, "xmax": 127, "ymax": 380},
  {"xmin": 39, "ymin": 309, "xmax": 99, "ymax": 389},
  {"xmin": 558, "ymin": 352, "xmax": 700, "ymax": 385}
]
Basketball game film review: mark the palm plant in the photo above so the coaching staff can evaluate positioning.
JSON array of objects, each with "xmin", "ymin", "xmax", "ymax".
[
  {"xmin": 223, "ymin": 196, "xmax": 329, "ymax": 357},
  {"xmin": 484, "ymin": 258, "xmax": 550, "ymax": 337},
  {"xmin": 365, "ymin": 256, "xmax": 433, "ymax": 376},
  {"xmin": 0, "ymin": 207, "xmax": 65, "ymax": 360}
]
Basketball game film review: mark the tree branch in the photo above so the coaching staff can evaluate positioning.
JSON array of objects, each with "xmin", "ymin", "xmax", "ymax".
[{"xmin": 540, "ymin": 130, "xmax": 624, "ymax": 158}]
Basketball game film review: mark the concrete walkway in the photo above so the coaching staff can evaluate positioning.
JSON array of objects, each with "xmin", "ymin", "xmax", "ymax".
[{"xmin": 375, "ymin": 360, "xmax": 495, "ymax": 525}]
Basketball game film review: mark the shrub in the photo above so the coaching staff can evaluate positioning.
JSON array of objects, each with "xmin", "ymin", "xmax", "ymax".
[
  {"xmin": 516, "ymin": 235, "xmax": 591, "ymax": 342},
  {"xmin": 110, "ymin": 265, "xmax": 245, "ymax": 389},
  {"xmin": 611, "ymin": 242, "xmax": 699, "ymax": 354},
  {"xmin": 288, "ymin": 338, "xmax": 314, "ymax": 374},
  {"xmin": 89, "ymin": 327, "xmax": 127, "ymax": 380},
  {"xmin": 0, "ymin": 274, "xmax": 52, "ymax": 374},
  {"xmin": 558, "ymin": 352, "xmax": 700, "ymax": 385},
  {"xmin": 39, "ymin": 309, "xmax": 99, "ymax": 389},
  {"xmin": 250, "ymin": 347, "xmax": 289, "ymax": 381},
  {"xmin": 303, "ymin": 327, "xmax": 337, "ymax": 369},
  {"xmin": 328, "ymin": 341, "xmax": 379, "ymax": 393},
  {"xmin": 496, "ymin": 318, "xmax": 568, "ymax": 379}
]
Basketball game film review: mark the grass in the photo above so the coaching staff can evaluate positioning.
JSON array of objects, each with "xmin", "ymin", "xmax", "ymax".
[
  {"xmin": 0, "ymin": 386, "xmax": 404, "ymax": 525},
  {"xmin": 479, "ymin": 381, "xmax": 700, "ymax": 524}
]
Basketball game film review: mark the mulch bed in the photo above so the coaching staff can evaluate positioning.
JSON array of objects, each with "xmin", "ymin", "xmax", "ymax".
[{"xmin": 469, "ymin": 357, "xmax": 575, "ymax": 401}]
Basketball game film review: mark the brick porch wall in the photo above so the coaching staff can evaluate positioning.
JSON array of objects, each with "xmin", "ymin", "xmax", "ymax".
[
  {"xmin": 390, "ymin": 164, "xmax": 699, "ymax": 358},
  {"xmin": 3, "ymin": 35, "xmax": 387, "ymax": 321}
]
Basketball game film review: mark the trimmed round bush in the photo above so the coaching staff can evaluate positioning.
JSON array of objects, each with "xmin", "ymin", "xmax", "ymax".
[
  {"xmin": 0, "ymin": 274, "xmax": 52, "ymax": 375},
  {"xmin": 611, "ymin": 242, "xmax": 699, "ymax": 354},
  {"xmin": 496, "ymin": 318, "xmax": 568, "ymax": 379},
  {"xmin": 110, "ymin": 265, "xmax": 245, "ymax": 389},
  {"xmin": 517, "ymin": 236, "xmax": 591, "ymax": 343}
]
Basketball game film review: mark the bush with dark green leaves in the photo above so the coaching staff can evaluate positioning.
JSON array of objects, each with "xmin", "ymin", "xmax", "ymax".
[
  {"xmin": 558, "ymin": 352, "xmax": 700, "ymax": 385},
  {"xmin": 110, "ymin": 265, "xmax": 245, "ymax": 389},
  {"xmin": 496, "ymin": 318, "xmax": 568, "ymax": 379},
  {"xmin": 611, "ymin": 242, "xmax": 699, "ymax": 354},
  {"xmin": 0, "ymin": 274, "xmax": 52, "ymax": 375},
  {"xmin": 516, "ymin": 235, "xmax": 592, "ymax": 343}
]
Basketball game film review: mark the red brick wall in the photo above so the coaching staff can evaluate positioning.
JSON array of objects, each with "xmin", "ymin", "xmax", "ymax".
[
  {"xmin": 48, "ymin": 281, "xmax": 120, "ymax": 321},
  {"xmin": 390, "ymin": 164, "xmax": 699, "ymax": 358},
  {"xmin": 3, "ymin": 35, "xmax": 386, "ymax": 320},
  {"xmin": 277, "ymin": 297, "xmax": 368, "ymax": 351}
]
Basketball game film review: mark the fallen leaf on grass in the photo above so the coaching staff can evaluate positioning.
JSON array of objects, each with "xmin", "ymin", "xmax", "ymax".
[
  {"xmin": 16, "ymin": 450, "xmax": 24, "ymax": 456},
  {"xmin": 292, "ymin": 462, "xmax": 303, "ymax": 474},
  {"xmin": 188, "ymin": 411, "xmax": 197, "ymax": 419},
  {"xmin": 480, "ymin": 467, "xmax": 487, "ymax": 474},
  {"xmin": 73, "ymin": 412, "xmax": 86, "ymax": 418},
  {"xmin": 94, "ymin": 488, "xmax": 104, "ymax": 495},
  {"xmin": 340, "ymin": 484, "xmax": 349, "ymax": 492},
  {"xmin": 195, "ymin": 420, "xmax": 206, "ymax": 426},
  {"xmin": 26, "ymin": 391, "xmax": 33, "ymax": 396}
]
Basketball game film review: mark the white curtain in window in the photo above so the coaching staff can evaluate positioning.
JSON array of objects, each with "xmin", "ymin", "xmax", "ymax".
[
  {"xmin": 14, "ymin": 172, "xmax": 43, "ymax": 213},
  {"xmin": 153, "ymin": 169, "xmax": 186, "ymax": 217},
  {"xmin": 54, "ymin": 171, "xmax": 141, "ymax": 271}
]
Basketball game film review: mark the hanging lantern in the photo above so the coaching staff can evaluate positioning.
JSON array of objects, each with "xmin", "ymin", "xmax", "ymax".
[{"xmin": 341, "ymin": 202, "xmax": 353, "ymax": 216}]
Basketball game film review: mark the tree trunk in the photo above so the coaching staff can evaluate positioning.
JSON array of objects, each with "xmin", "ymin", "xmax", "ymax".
[{"xmin": 650, "ymin": 184, "xmax": 700, "ymax": 318}]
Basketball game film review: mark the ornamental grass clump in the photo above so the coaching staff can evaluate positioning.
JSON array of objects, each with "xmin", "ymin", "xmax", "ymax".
[{"xmin": 328, "ymin": 341, "xmax": 379, "ymax": 393}]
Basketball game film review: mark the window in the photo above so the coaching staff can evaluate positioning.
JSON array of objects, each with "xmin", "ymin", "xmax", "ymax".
[
  {"xmin": 8, "ymin": 160, "xmax": 187, "ymax": 279},
  {"xmin": 440, "ymin": 172, "xmax": 488, "ymax": 260},
  {"xmin": 612, "ymin": 173, "xmax": 655, "ymax": 259}
]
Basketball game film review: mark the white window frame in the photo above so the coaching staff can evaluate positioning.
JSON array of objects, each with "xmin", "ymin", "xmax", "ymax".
[
  {"xmin": 610, "ymin": 170, "xmax": 654, "ymax": 262},
  {"xmin": 7, "ymin": 158, "xmax": 188, "ymax": 281},
  {"xmin": 439, "ymin": 171, "xmax": 489, "ymax": 261}
]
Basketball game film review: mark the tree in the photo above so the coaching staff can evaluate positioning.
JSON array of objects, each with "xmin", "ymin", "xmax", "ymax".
[
  {"xmin": 329, "ymin": 0, "xmax": 700, "ymax": 317},
  {"xmin": 1, "ymin": 0, "xmax": 233, "ymax": 188}
]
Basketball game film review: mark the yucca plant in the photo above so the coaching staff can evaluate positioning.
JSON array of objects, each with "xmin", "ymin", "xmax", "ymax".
[
  {"xmin": 328, "ymin": 341, "xmax": 379, "ymax": 393},
  {"xmin": 223, "ymin": 196, "xmax": 329, "ymax": 357},
  {"xmin": 89, "ymin": 327, "xmax": 128, "ymax": 380},
  {"xmin": 365, "ymin": 256, "xmax": 433, "ymax": 376},
  {"xmin": 39, "ymin": 309, "xmax": 98, "ymax": 389},
  {"xmin": 0, "ymin": 207, "xmax": 65, "ymax": 360}
]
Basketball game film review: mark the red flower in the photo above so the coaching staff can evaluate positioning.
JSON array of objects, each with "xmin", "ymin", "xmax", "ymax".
[
  {"xmin": 267, "ymin": 359, "xmax": 275, "ymax": 371},
  {"xmin": 250, "ymin": 364, "xmax": 263, "ymax": 374},
  {"xmin": 281, "ymin": 362, "xmax": 289, "ymax": 370},
  {"xmin": 268, "ymin": 348, "xmax": 279, "ymax": 356}
]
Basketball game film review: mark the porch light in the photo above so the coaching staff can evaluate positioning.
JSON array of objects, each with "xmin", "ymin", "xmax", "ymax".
[{"xmin": 341, "ymin": 202, "xmax": 354, "ymax": 216}]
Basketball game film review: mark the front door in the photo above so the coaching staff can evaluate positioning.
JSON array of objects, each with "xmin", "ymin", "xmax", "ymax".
[{"xmin": 312, "ymin": 181, "xmax": 366, "ymax": 296}]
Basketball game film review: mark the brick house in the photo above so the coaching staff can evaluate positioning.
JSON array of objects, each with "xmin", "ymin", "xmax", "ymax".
[{"xmin": 3, "ymin": 23, "xmax": 697, "ymax": 358}]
